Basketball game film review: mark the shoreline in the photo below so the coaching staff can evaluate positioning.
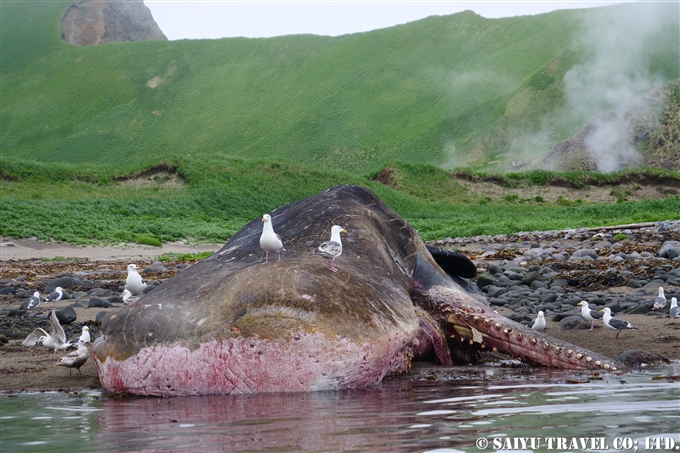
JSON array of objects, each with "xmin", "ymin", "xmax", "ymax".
[
  {"xmin": 1, "ymin": 225, "xmax": 679, "ymax": 393},
  {"xmin": 0, "ymin": 237, "xmax": 223, "ymax": 262}
]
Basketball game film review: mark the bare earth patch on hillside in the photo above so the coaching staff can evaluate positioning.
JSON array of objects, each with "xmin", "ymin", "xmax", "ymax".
[
  {"xmin": 454, "ymin": 178, "xmax": 677, "ymax": 203},
  {"xmin": 119, "ymin": 171, "xmax": 184, "ymax": 189}
]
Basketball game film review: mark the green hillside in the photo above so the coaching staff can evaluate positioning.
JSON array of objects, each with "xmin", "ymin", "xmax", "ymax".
[{"xmin": 2, "ymin": 1, "xmax": 677, "ymax": 173}]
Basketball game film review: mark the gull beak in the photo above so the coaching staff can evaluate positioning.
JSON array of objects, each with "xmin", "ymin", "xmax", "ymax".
[
  {"xmin": 342, "ymin": 229, "xmax": 347, "ymax": 234},
  {"xmin": 262, "ymin": 216, "xmax": 266, "ymax": 222},
  {"xmin": 599, "ymin": 309, "xmax": 604, "ymax": 313}
]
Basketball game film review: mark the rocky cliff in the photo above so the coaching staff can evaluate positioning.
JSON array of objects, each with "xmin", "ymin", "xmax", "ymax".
[{"xmin": 62, "ymin": 0, "xmax": 166, "ymax": 45}]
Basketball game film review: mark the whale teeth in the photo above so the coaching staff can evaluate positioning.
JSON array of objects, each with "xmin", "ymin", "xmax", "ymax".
[
  {"xmin": 503, "ymin": 328, "xmax": 511, "ymax": 335},
  {"xmin": 472, "ymin": 315, "xmax": 480, "ymax": 322},
  {"xmin": 492, "ymin": 347, "xmax": 498, "ymax": 352},
  {"xmin": 480, "ymin": 344, "xmax": 486, "ymax": 349},
  {"xmin": 586, "ymin": 356, "xmax": 592, "ymax": 362},
  {"xmin": 566, "ymin": 349, "xmax": 573, "ymax": 356},
  {"xmin": 494, "ymin": 323, "xmax": 502, "ymax": 330},
  {"xmin": 595, "ymin": 360, "xmax": 601, "ymax": 366},
  {"xmin": 483, "ymin": 318, "xmax": 491, "ymax": 326},
  {"xmin": 542, "ymin": 342, "xmax": 550, "ymax": 350},
  {"xmin": 576, "ymin": 353, "xmax": 583, "ymax": 359},
  {"xmin": 603, "ymin": 363, "xmax": 610, "ymax": 369},
  {"xmin": 555, "ymin": 346, "xmax": 563, "ymax": 353},
  {"xmin": 530, "ymin": 338, "xmax": 537, "ymax": 344}
]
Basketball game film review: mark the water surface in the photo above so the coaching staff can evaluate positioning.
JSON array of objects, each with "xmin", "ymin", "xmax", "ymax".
[{"xmin": 2, "ymin": 363, "xmax": 678, "ymax": 453}]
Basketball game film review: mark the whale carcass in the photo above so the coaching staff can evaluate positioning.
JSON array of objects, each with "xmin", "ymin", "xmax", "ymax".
[{"xmin": 93, "ymin": 185, "xmax": 622, "ymax": 396}]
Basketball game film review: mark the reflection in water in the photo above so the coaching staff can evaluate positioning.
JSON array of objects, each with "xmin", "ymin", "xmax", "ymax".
[{"xmin": 1, "ymin": 363, "xmax": 679, "ymax": 453}]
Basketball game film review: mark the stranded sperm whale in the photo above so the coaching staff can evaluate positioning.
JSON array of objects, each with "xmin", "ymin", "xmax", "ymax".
[{"xmin": 93, "ymin": 185, "xmax": 623, "ymax": 396}]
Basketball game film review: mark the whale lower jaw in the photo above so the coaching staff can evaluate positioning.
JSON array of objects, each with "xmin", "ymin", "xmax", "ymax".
[{"xmin": 93, "ymin": 333, "xmax": 414, "ymax": 396}]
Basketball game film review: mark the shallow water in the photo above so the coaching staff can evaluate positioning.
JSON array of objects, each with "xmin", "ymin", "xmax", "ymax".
[{"xmin": 2, "ymin": 363, "xmax": 679, "ymax": 453}]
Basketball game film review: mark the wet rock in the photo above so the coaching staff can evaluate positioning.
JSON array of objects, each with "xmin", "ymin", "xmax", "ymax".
[
  {"xmin": 658, "ymin": 241, "xmax": 680, "ymax": 259},
  {"xmin": 476, "ymin": 273, "xmax": 497, "ymax": 289},
  {"xmin": 89, "ymin": 297, "xmax": 114, "ymax": 308},
  {"xmin": 90, "ymin": 288, "xmax": 113, "ymax": 297},
  {"xmin": 559, "ymin": 316, "xmax": 590, "ymax": 330},
  {"xmin": 54, "ymin": 306, "xmax": 77, "ymax": 324},
  {"xmin": 616, "ymin": 349, "xmax": 671, "ymax": 369},
  {"xmin": 45, "ymin": 276, "xmax": 76, "ymax": 290},
  {"xmin": 95, "ymin": 311, "xmax": 110, "ymax": 323}
]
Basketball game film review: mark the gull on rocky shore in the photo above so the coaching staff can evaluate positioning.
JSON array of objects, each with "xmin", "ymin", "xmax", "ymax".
[
  {"xmin": 600, "ymin": 307, "xmax": 637, "ymax": 339},
  {"xmin": 54, "ymin": 338, "xmax": 89, "ymax": 375},
  {"xmin": 43, "ymin": 287, "xmax": 63, "ymax": 303},
  {"xmin": 528, "ymin": 311, "xmax": 546, "ymax": 330},
  {"xmin": 577, "ymin": 301, "xmax": 603, "ymax": 331},
  {"xmin": 22, "ymin": 311, "xmax": 72, "ymax": 353},
  {"xmin": 653, "ymin": 286, "xmax": 667, "ymax": 312}
]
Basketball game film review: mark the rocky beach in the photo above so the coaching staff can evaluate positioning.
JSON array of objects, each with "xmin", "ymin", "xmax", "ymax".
[{"xmin": 1, "ymin": 221, "xmax": 679, "ymax": 393}]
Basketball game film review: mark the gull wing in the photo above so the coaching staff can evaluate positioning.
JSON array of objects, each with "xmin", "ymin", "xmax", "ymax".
[
  {"xmin": 22, "ymin": 328, "xmax": 49, "ymax": 347},
  {"xmin": 50, "ymin": 311, "xmax": 67, "ymax": 343}
]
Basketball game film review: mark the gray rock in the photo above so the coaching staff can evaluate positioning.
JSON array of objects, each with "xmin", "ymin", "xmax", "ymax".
[
  {"xmin": 89, "ymin": 297, "xmax": 114, "ymax": 308},
  {"xmin": 54, "ymin": 306, "xmax": 77, "ymax": 324},
  {"xmin": 477, "ymin": 273, "xmax": 498, "ymax": 289},
  {"xmin": 658, "ymin": 241, "xmax": 680, "ymax": 259},
  {"xmin": 559, "ymin": 316, "xmax": 590, "ymax": 331},
  {"xmin": 522, "ymin": 271, "xmax": 540, "ymax": 286}
]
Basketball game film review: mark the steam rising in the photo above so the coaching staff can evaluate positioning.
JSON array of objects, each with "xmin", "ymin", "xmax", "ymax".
[{"xmin": 539, "ymin": 3, "xmax": 676, "ymax": 172}]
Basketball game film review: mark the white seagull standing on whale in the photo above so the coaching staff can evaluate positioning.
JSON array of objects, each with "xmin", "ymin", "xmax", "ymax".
[
  {"xmin": 260, "ymin": 214, "xmax": 285, "ymax": 263},
  {"xmin": 317, "ymin": 225, "xmax": 347, "ymax": 272},
  {"xmin": 125, "ymin": 264, "xmax": 147, "ymax": 296}
]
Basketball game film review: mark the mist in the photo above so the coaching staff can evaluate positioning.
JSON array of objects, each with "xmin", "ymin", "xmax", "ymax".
[{"xmin": 536, "ymin": 2, "xmax": 677, "ymax": 172}]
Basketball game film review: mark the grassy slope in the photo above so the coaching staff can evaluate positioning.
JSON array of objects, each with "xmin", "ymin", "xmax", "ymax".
[
  {"xmin": 2, "ymin": 158, "xmax": 679, "ymax": 245},
  {"xmin": 2, "ymin": 2, "xmax": 677, "ymax": 173}
]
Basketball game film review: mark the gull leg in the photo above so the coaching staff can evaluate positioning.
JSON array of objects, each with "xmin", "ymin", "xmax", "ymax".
[
  {"xmin": 264, "ymin": 252, "xmax": 269, "ymax": 264},
  {"xmin": 277, "ymin": 250, "xmax": 281, "ymax": 261}
]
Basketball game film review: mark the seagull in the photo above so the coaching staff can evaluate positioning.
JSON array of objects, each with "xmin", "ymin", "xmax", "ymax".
[
  {"xmin": 125, "ymin": 264, "xmax": 146, "ymax": 296},
  {"xmin": 79, "ymin": 326, "xmax": 90, "ymax": 343},
  {"xmin": 54, "ymin": 338, "xmax": 89, "ymax": 376},
  {"xmin": 27, "ymin": 291, "xmax": 41, "ymax": 310},
  {"xmin": 43, "ymin": 287, "xmax": 63, "ymax": 303},
  {"xmin": 317, "ymin": 225, "xmax": 347, "ymax": 272},
  {"xmin": 600, "ymin": 307, "xmax": 637, "ymax": 339},
  {"xmin": 122, "ymin": 288, "xmax": 139, "ymax": 304},
  {"xmin": 260, "ymin": 214, "xmax": 284, "ymax": 263},
  {"xmin": 670, "ymin": 297, "xmax": 679, "ymax": 327},
  {"xmin": 653, "ymin": 286, "xmax": 667, "ymax": 311},
  {"xmin": 577, "ymin": 301, "xmax": 603, "ymax": 331},
  {"xmin": 22, "ymin": 311, "xmax": 72, "ymax": 353},
  {"xmin": 528, "ymin": 311, "xmax": 546, "ymax": 330}
]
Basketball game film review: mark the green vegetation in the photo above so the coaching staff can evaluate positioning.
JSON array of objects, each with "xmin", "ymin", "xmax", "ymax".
[
  {"xmin": 1, "ymin": 2, "xmax": 678, "ymax": 173},
  {"xmin": 134, "ymin": 234, "xmax": 162, "ymax": 247},
  {"xmin": 2, "ymin": 158, "xmax": 679, "ymax": 245},
  {"xmin": 158, "ymin": 251, "xmax": 215, "ymax": 262},
  {"xmin": 613, "ymin": 233, "xmax": 629, "ymax": 241}
]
